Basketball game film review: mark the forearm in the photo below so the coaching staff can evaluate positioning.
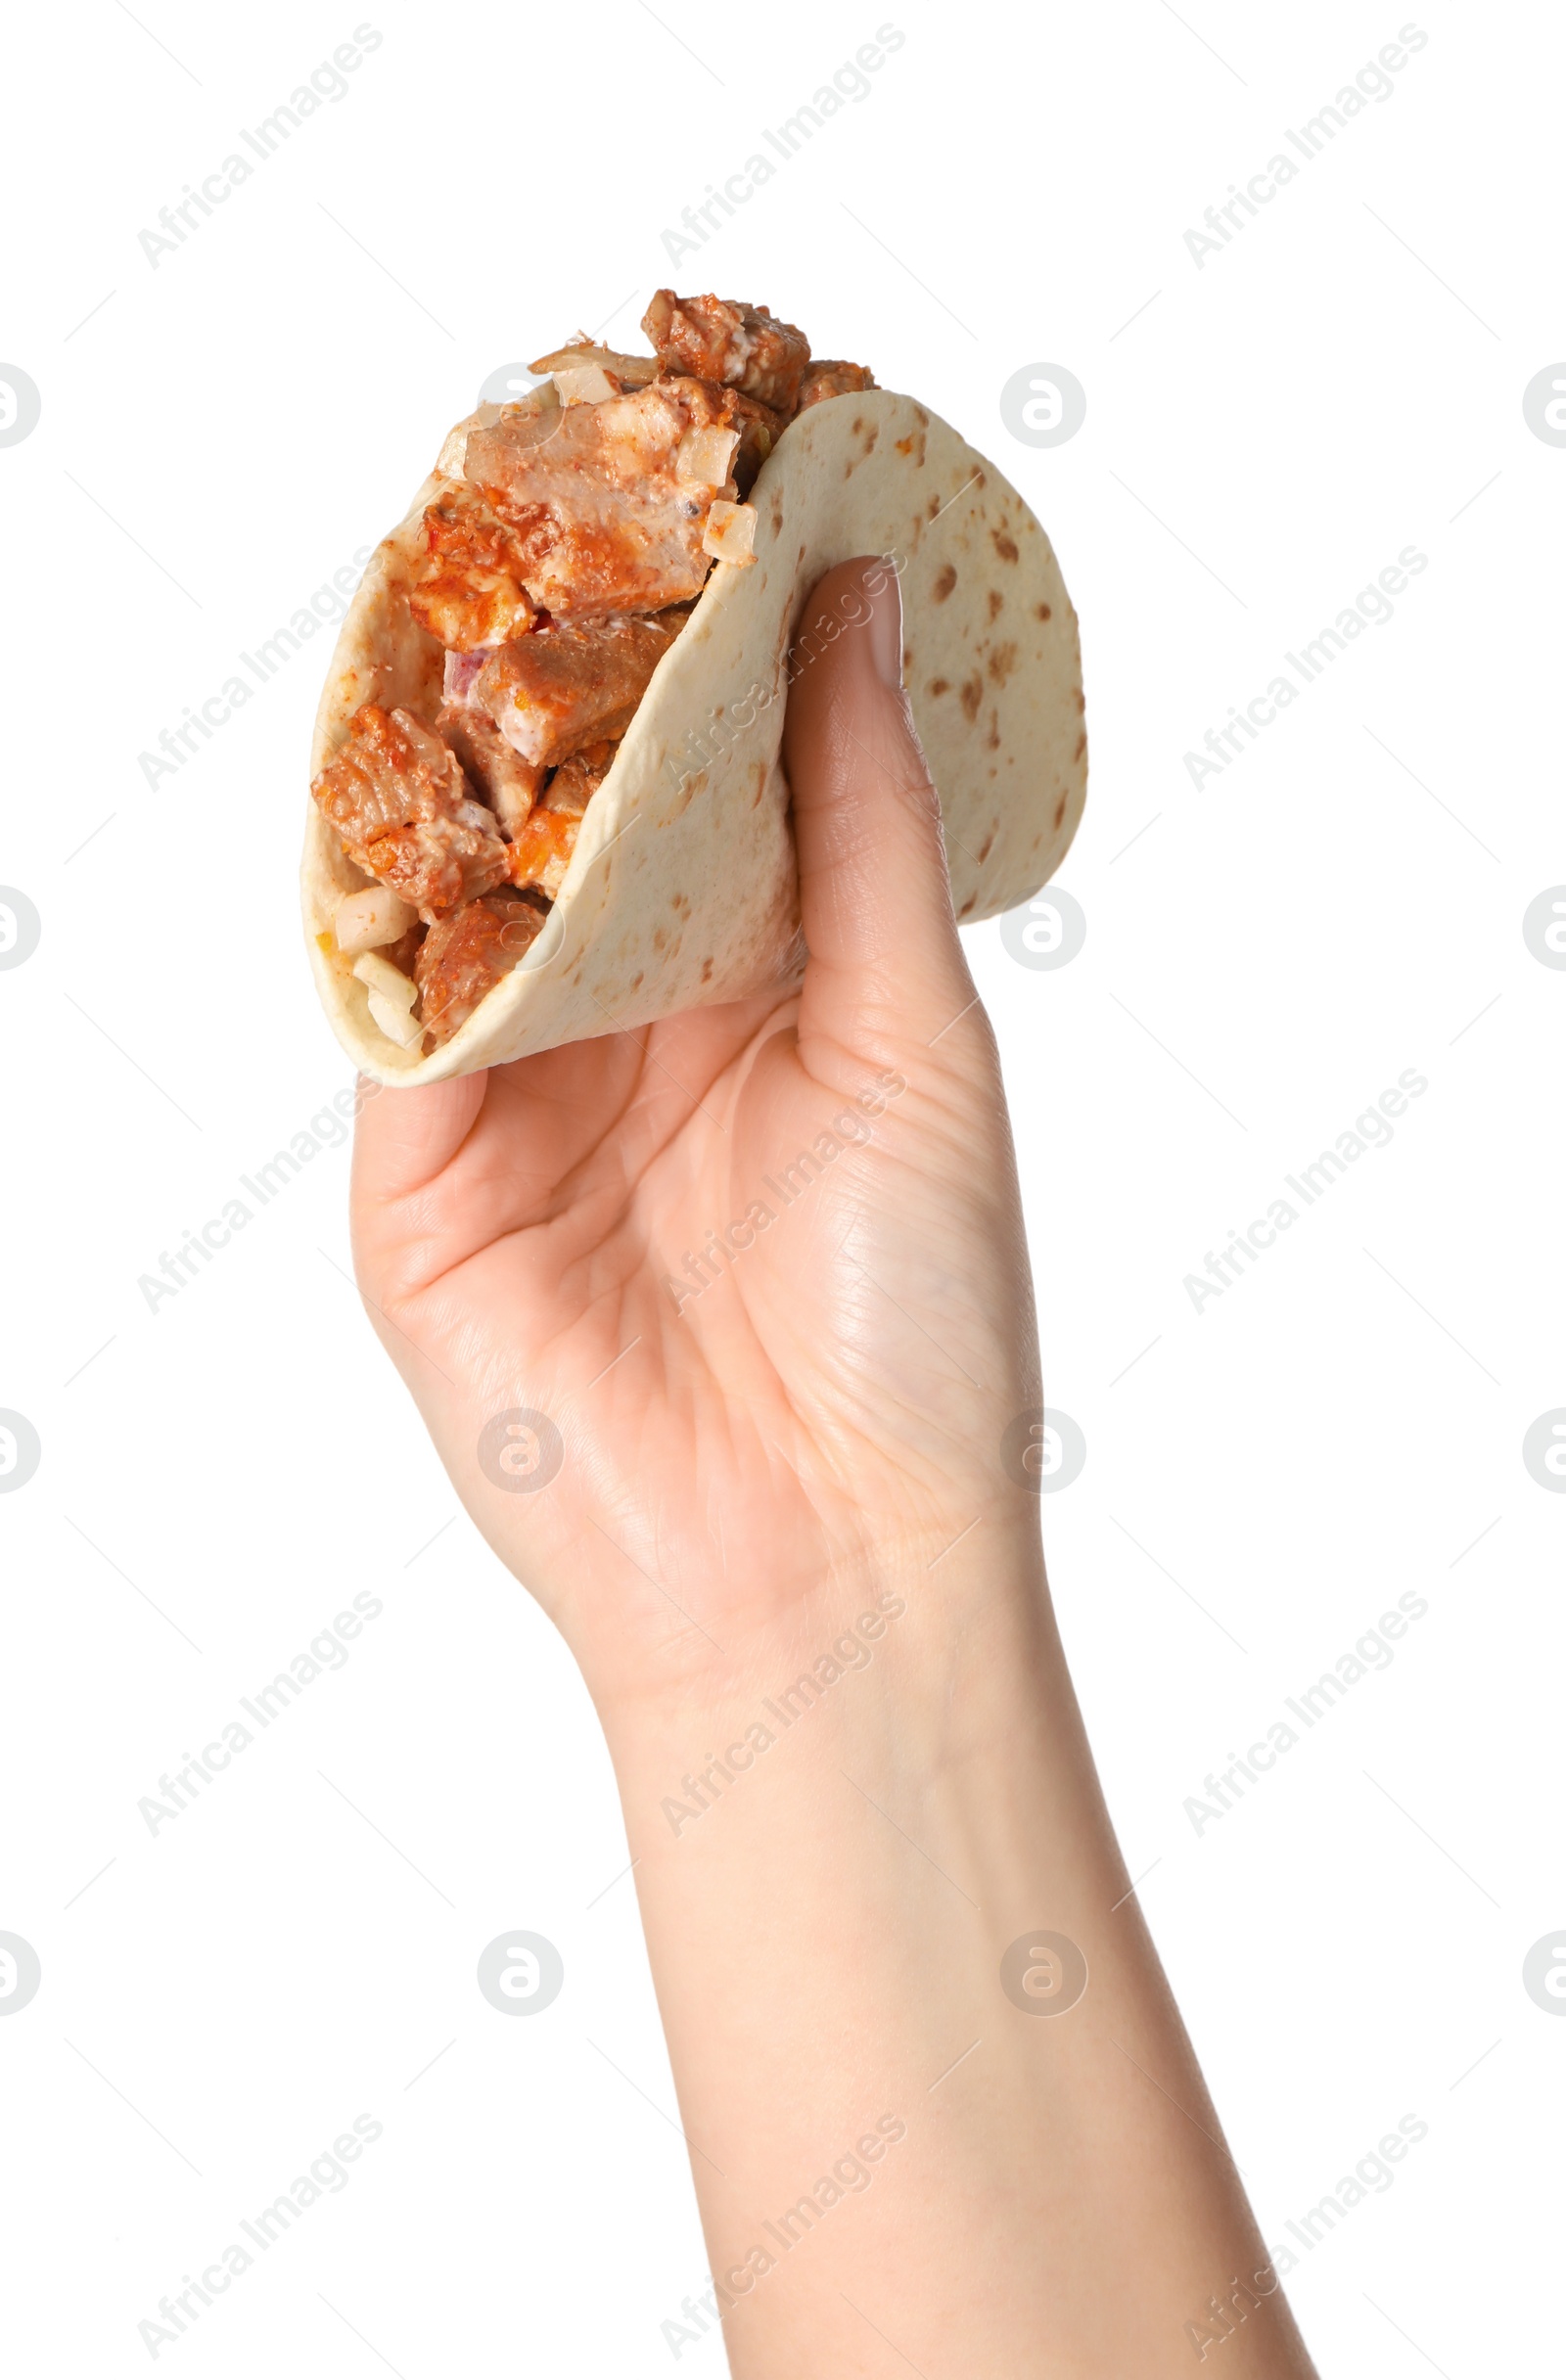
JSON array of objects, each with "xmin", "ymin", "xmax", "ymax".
[{"xmin": 601, "ymin": 1543, "xmax": 1316, "ymax": 2377}]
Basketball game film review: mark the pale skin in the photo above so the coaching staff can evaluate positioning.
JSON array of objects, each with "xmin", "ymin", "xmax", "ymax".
[{"xmin": 351, "ymin": 560, "xmax": 1320, "ymax": 2376}]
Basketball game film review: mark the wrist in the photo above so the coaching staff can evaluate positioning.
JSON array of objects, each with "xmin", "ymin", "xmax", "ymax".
[{"xmin": 592, "ymin": 1527, "xmax": 1062, "ymax": 1861}]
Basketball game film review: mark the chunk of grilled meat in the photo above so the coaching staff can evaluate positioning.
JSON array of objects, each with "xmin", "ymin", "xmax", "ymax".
[
  {"xmin": 415, "ymin": 890, "xmax": 549, "ymax": 1045},
  {"xmin": 311, "ymin": 705, "xmax": 508, "ymax": 921},
  {"xmin": 476, "ymin": 610, "xmax": 687, "ymax": 769},
  {"xmin": 641, "ymin": 289, "xmax": 811, "ymax": 415}
]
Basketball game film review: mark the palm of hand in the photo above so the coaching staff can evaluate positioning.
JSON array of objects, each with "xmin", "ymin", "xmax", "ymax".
[{"xmin": 352, "ymin": 984, "xmax": 1035, "ymax": 1710}]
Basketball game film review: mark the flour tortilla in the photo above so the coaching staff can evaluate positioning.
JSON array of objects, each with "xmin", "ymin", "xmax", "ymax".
[{"xmin": 301, "ymin": 389, "xmax": 1086, "ymax": 1083}]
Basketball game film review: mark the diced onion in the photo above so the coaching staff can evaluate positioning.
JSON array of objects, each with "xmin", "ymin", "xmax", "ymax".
[
  {"xmin": 530, "ymin": 344, "xmax": 658, "ymax": 385},
  {"xmin": 352, "ymin": 951, "xmax": 418, "ymax": 1012},
  {"xmin": 335, "ymin": 886, "xmax": 416, "ymax": 955},
  {"xmin": 676, "ymin": 426, "xmax": 740, "ymax": 486},
  {"xmin": 553, "ymin": 364, "xmax": 620, "ymax": 406},
  {"xmin": 702, "ymin": 500, "xmax": 759, "ymax": 566},
  {"xmin": 367, "ymin": 990, "xmax": 425, "ymax": 1048}
]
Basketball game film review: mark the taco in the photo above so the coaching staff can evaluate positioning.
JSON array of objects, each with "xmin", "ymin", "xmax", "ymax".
[{"xmin": 302, "ymin": 288, "xmax": 1087, "ymax": 1080}]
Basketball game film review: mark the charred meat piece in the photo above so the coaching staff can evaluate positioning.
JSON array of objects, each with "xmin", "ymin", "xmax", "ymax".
[
  {"xmin": 463, "ymin": 377, "xmax": 742, "ymax": 618},
  {"xmin": 409, "ymin": 495, "xmax": 540, "ymax": 650},
  {"xmin": 311, "ymin": 704, "xmax": 508, "ymax": 922},
  {"xmin": 416, "ymin": 891, "xmax": 549, "ymax": 1045},
  {"xmin": 641, "ymin": 290, "xmax": 811, "ymax": 415},
  {"xmin": 798, "ymin": 359, "xmax": 878, "ymax": 410},
  {"xmin": 476, "ymin": 611, "xmax": 686, "ymax": 769},
  {"xmin": 437, "ymin": 701, "xmax": 545, "ymax": 836}
]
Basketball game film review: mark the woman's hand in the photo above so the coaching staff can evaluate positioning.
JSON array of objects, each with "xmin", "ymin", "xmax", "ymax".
[
  {"xmin": 350, "ymin": 559, "xmax": 1318, "ymax": 2378},
  {"xmin": 350, "ymin": 558, "xmax": 1041, "ymax": 1717}
]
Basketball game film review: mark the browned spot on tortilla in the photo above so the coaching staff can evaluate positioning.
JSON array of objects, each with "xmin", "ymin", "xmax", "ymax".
[
  {"xmin": 631, "ymin": 971, "xmax": 643, "ymax": 989},
  {"xmin": 988, "ymin": 590, "xmax": 1003, "ymax": 620},
  {"xmin": 926, "ymin": 493, "xmax": 941, "ymax": 520},
  {"xmin": 665, "ymin": 764, "xmax": 707, "ymax": 822},
  {"xmin": 991, "ymin": 528, "xmax": 1020, "ymax": 564},
  {"xmin": 974, "ymin": 471, "xmax": 987, "ymax": 488},
  {"xmin": 752, "ymin": 759, "xmax": 767, "ymax": 806},
  {"xmin": 852, "ymin": 416, "xmax": 864, "ymax": 435},
  {"xmin": 959, "ymin": 674, "xmax": 983, "ymax": 722},
  {"xmin": 1074, "ymin": 686, "xmax": 1085, "ymax": 711},
  {"xmin": 1075, "ymin": 732, "xmax": 1087, "ymax": 760},
  {"xmin": 914, "ymin": 404, "xmax": 929, "ymax": 427},
  {"xmin": 933, "ymin": 565, "xmax": 956, "ymax": 602},
  {"xmin": 1053, "ymin": 794, "xmax": 1067, "ymax": 830},
  {"xmin": 700, "ymin": 956, "xmax": 714, "ymax": 984},
  {"xmin": 770, "ymin": 497, "xmax": 784, "ymax": 535},
  {"xmin": 1035, "ymin": 602, "xmax": 1052, "ymax": 621},
  {"xmin": 896, "ymin": 435, "xmax": 915, "ymax": 455},
  {"xmin": 653, "ymin": 927, "xmax": 668, "ymax": 951},
  {"xmin": 986, "ymin": 709, "xmax": 1001, "ymax": 751},
  {"xmin": 928, "ymin": 677, "xmax": 950, "ymax": 697},
  {"xmin": 671, "ymin": 891, "xmax": 690, "ymax": 914},
  {"xmin": 958, "ymin": 893, "xmax": 978, "ymax": 918},
  {"xmin": 977, "ymin": 830, "xmax": 994, "ymax": 862},
  {"xmin": 987, "ymin": 641, "xmax": 1019, "ymax": 687},
  {"xmin": 863, "ymin": 426, "xmax": 878, "ymax": 453}
]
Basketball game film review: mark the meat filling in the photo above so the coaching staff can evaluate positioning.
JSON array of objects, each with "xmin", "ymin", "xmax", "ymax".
[
  {"xmin": 476, "ymin": 608, "xmax": 688, "ymax": 770},
  {"xmin": 416, "ymin": 891, "xmax": 550, "ymax": 1044},
  {"xmin": 459, "ymin": 375, "xmax": 751, "ymax": 618},
  {"xmin": 409, "ymin": 498, "xmax": 539, "ymax": 650},
  {"xmin": 437, "ymin": 702, "xmax": 545, "ymax": 836},
  {"xmin": 312, "ymin": 704, "xmax": 509, "ymax": 921},
  {"xmin": 313, "ymin": 290, "xmax": 876, "ymax": 1049},
  {"xmin": 641, "ymin": 290, "xmax": 810, "ymax": 414},
  {"xmin": 798, "ymin": 358, "xmax": 878, "ymax": 409},
  {"xmin": 502, "ymin": 740, "xmax": 620, "ymax": 900}
]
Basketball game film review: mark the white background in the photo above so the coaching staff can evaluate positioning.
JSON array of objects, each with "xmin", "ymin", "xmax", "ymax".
[{"xmin": 2, "ymin": 2, "xmax": 1561, "ymax": 2371}]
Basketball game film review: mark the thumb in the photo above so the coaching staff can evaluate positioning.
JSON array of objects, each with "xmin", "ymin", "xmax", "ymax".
[{"xmin": 782, "ymin": 556, "xmax": 974, "ymax": 1052}]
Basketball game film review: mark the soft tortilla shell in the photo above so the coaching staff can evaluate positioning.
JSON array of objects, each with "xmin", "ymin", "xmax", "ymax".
[{"xmin": 301, "ymin": 389, "xmax": 1086, "ymax": 1082}]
